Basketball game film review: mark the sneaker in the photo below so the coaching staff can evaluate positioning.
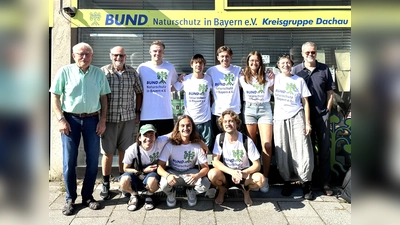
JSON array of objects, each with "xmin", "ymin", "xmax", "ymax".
[
  {"xmin": 127, "ymin": 195, "xmax": 139, "ymax": 211},
  {"xmin": 62, "ymin": 199, "xmax": 74, "ymax": 216},
  {"xmin": 302, "ymin": 181, "xmax": 314, "ymax": 200},
  {"xmin": 205, "ymin": 188, "xmax": 216, "ymax": 198},
  {"xmin": 100, "ymin": 182, "xmax": 110, "ymax": 200},
  {"xmin": 186, "ymin": 188, "xmax": 197, "ymax": 207},
  {"xmin": 166, "ymin": 189, "xmax": 176, "ymax": 207},
  {"xmin": 144, "ymin": 195, "xmax": 155, "ymax": 210},
  {"xmin": 260, "ymin": 178, "xmax": 270, "ymax": 193},
  {"xmin": 281, "ymin": 181, "xmax": 292, "ymax": 196},
  {"xmin": 119, "ymin": 186, "xmax": 131, "ymax": 198}
]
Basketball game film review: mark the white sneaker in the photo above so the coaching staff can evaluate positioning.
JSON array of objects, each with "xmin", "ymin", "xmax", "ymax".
[
  {"xmin": 205, "ymin": 188, "xmax": 216, "ymax": 198},
  {"xmin": 166, "ymin": 189, "xmax": 176, "ymax": 207},
  {"xmin": 260, "ymin": 178, "xmax": 270, "ymax": 193},
  {"xmin": 186, "ymin": 188, "xmax": 197, "ymax": 207}
]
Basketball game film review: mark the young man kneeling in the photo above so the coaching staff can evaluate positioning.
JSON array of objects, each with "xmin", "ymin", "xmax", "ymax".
[{"xmin": 208, "ymin": 110, "xmax": 265, "ymax": 207}]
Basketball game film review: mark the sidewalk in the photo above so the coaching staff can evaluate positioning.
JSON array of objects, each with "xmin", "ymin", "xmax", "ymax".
[{"xmin": 49, "ymin": 180, "xmax": 351, "ymax": 225}]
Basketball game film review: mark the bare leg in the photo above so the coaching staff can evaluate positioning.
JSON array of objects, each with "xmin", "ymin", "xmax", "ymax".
[
  {"xmin": 243, "ymin": 190, "xmax": 253, "ymax": 207},
  {"xmin": 215, "ymin": 186, "xmax": 227, "ymax": 205},
  {"xmin": 118, "ymin": 149, "xmax": 125, "ymax": 174},
  {"xmin": 259, "ymin": 124, "xmax": 273, "ymax": 178}
]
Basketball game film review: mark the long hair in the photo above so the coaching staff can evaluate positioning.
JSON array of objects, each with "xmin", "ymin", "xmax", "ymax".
[
  {"xmin": 242, "ymin": 51, "xmax": 267, "ymax": 85},
  {"xmin": 170, "ymin": 115, "xmax": 202, "ymax": 145},
  {"xmin": 218, "ymin": 110, "xmax": 242, "ymax": 131}
]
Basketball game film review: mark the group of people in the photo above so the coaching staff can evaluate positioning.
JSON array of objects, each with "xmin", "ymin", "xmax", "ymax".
[{"xmin": 50, "ymin": 40, "xmax": 335, "ymax": 215}]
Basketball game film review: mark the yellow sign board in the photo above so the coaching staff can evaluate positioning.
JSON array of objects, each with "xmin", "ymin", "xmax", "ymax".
[{"xmin": 71, "ymin": 10, "xmax": 351, "ymax": 28}]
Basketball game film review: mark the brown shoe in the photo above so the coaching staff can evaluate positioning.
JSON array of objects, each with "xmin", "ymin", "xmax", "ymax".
[{"xmin": 323, "ymin": 185, "xmax": 333, "ymax": 196}]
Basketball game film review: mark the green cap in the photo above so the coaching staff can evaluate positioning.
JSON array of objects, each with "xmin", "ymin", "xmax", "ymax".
[{"xmin": 139, "ymin": 124, "xmax": 157, "ymax": 135}]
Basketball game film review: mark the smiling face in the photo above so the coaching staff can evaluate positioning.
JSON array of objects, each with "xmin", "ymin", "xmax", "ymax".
[
  {"xmin": 110, "ymin": 46, "xmax": 126, "ymax": 71},
  {"xmin": 72, "ymin": 45, "xmax": 93, "ymax": 72},
  {"xmin": 248, "ymin": 54, "xmax": 261, "ymax": 74},
  {"xmin": 302, "ymin": 43, "xmax": 317, "ymax": 64},
  {"xmin": 139, "ymin": 131, "xmax": 156, "ymax": 150},
  {"xmin": 277, "ymin": 56, "xmax": 293, "ymax": 74},
  {"xmin": 178, "ymin": 118, "xmax": 192, "ymax": 138},
  {"xmin": 149, "ymin": 44, "xmax": 164, "ymax": 65},
  {"xmin": 191, "ymin": 60, "xmax": 205, "ymax": 74},
  {"xmin": 217, "ymin": 51, "xmax": 232, "ymax": 68},
  {"xmin": 222, "ymin": 114, "xmax": 237, "ymax": 134}
]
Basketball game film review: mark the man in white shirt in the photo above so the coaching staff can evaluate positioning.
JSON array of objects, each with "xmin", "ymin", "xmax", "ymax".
[
  {"xmin": 208, "ymin": 110, "xmax": 265, "ymax": 207},
  {"xmin": 174, "ymin": 54, "xmax": 213, "ymax": 149},
  {"xmin": 157, "ymin": 115, "xmax": 211, "ymax": 207},
  {"xmin": 137, "ymin": 40, "xmax": 178, "ymax": 135}
]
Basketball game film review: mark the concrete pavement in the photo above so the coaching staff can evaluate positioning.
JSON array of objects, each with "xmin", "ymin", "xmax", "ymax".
[{"xmin": 49, "ymin": 180, "xmax": 351, "ymax": 225}]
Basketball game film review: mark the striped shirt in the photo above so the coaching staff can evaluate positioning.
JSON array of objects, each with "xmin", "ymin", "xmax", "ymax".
[{"xmin": 101, "ymin": 64, "xmax": 143, "ymax": 123}]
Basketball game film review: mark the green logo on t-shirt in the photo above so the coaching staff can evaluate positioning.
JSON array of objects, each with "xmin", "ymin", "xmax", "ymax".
[
  {"xmin": 184, "ymin": 151, "xmax": 195, "ymax": 163},
  {"xmin": 198, "ymin": 84, "xmax": 208, "ymax": 95},
  {"xmin": 254, "ymin": 83, "xmax": 265, "ymax": 93},
  {"xmin": 286, "ymin": 82, "xmax": 297, "ymax": 94},
  {"xmin": 232, "ymin": 149, "xmax": 244, "ymax": 162},
  {"xmin": 224, "ymin": 73, "xmax": 235, "ymax": 85},
  {"xmin": 157, "ymin": 71, "xmax": 168, "ymax": 84},
  {"xmin": 149, "ymin": 152, "xmax": 160, "ymax": 163}
]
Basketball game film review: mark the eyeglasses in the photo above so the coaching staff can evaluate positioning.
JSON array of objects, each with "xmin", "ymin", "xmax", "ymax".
[
  {"xmin": 304, "ymin": 51, "xmax": 316, "ymax": 55},
  {"xmin": 74, "ymin": 52, "xmax": 92, "ymax": 57},
  {"xmin": 111, "ymin": 54, "xmax": 126, "ymax": 58}
]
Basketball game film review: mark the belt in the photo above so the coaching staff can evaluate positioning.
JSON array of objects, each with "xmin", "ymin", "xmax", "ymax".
[{"xmin": 65, "ymin": 112, "xmax": 99, "ymax": 118}]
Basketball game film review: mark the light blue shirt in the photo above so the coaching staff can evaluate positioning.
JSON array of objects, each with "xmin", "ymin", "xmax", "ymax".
[{"xmin": 49, "ymin": 64, "xmax": 111, "ymax": 113}]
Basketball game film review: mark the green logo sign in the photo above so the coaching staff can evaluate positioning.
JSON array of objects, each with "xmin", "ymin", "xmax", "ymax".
[
  {"xmin": 224, "ymin": 73, "xmax": 235, "ymax": 85},
  {"xmin": 149, "ymin": 152, "xmax": 160, "ymax": 163},
  {"xmin": 286, "ymin": 82, "xmax": 297, "ymax": 94},
  {"xmin": 198, "ymin": 84, "xmax": 208, "ymax": 95},
  {"xmin": 90, "ymin": 12, "xmax": 101, "ymax": 26},
  {"xmin": 184, "ymin": 151, "xmax": 195, "ymax": 163},
  {"xmin": 254, "ymin": 83, "xmax": 265, "ymax": 93},
  {"xmin": 157, "ymin": 71, "xmax": 168, "ymax": 84},
  {"xmin": 232, "ymin": 149, "xmax": 244, "ymax": 161}
]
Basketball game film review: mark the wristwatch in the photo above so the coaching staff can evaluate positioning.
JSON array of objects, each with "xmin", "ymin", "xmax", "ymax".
[{"xmin": 58, "ymin": 115, "xmax": 65, "ymax": 121}]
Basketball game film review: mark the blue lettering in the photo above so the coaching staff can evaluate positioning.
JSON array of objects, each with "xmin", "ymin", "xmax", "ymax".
[
  {"xmin": 316, "ymin": 17, "xmax": 348, "ymax": 25},
  {"xmin": 105, "ymin": 14, "xmax": 148, "ymax": 26},
  {"xmin": 147, "ymin": 81, "xmax": 158, "ymax": 84}
]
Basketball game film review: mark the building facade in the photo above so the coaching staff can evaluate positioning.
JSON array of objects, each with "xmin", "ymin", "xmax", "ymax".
[{"xmin": 49, "ymin": 0, "xmax": 351, "ymax": 181}]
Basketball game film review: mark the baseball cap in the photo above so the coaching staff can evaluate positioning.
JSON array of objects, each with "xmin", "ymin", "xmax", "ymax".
[{"xmin": 139, "ymin": 124, "xmax": 157, "ymax": 135}]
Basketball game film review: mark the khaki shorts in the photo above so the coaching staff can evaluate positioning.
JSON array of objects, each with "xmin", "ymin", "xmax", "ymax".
[{"xmin": 101, "ymin": 120, "xmax": 136, "ymax": 155}]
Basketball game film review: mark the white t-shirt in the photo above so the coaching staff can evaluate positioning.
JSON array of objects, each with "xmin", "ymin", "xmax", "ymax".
[
  {"xmin": 206, "ymin": 65, "xmax": 241, "ymax": 116},
  {"xmin": 159, "ymin": 142, "xmax": 208, "ymax": 172},
  {"xmin": 137, "ymin": 61, "xmax": 178, "ymax": 120},
  {"xmin": 273, "ymin": 73, "xmax": 311, "ymax": 120},
  {"xmin": 239, "ymin": 74, "xmax": 274, "ymax": 103},
  {"xmin": 174, "ymin": 73, "xmax": 213, "ymax": 124},
  {"xmin": 212, "ymin": 132, "xmax": 260, "ymax": 170},
  {"xmin": 123, "ymin": 136, "xmax": 169, "ymax": 167}
]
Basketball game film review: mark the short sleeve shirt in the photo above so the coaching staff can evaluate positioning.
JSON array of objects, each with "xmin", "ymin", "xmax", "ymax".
[
  {"xmin": 159, "ymin": 142, "xmax": 207, "ymax": 172},
  {"xmin": 101, "ymin": 64, "xmax": 143, "ymax": 122},
  {"xmin": 123, "ymin": 135, "xmax": 169, "ymax": 167},
  {"xmin": 49, "ymin": 64, "xmax": 111, "ymax": 113},
  {"xmin": 212, "ymin": 132, "xmax": 260, "ymax": 170}
]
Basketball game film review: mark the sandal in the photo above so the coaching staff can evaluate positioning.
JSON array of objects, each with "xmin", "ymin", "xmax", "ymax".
[
  {"xmin": 82, "ymin": 198, "xmax": 101, "ymax": 210},
  {"xmin": 127, "ymin": 195, "xmax": 139, "ymax": 211},
  {"xmin": 144, "ymin": 196, "xmax": 155, "ymax": 211}
]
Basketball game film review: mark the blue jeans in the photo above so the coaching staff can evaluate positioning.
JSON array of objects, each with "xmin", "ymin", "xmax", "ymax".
[{"xmin": 62, "ymin": 113, "xmax": 100, "ymax": 202}]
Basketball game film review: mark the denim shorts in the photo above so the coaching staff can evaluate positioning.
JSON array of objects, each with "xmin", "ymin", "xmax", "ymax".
[
  {"xmin": 243, "ymin": 101, "xmax": 273, "ymax": 124},
  {"xmin": 119, "ymin": 172, "xmax": 160, "ymax": 192}
]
